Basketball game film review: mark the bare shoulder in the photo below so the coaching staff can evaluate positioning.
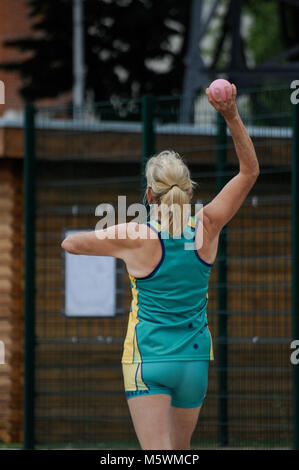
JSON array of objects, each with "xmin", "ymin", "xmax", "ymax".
[
  {"xmin": 123, "ymin": 221, "xmax": 159, "ymax": 247},
  {"xmin": 98, "ymin": 222, "xmax": 155, "ymax": 244}
]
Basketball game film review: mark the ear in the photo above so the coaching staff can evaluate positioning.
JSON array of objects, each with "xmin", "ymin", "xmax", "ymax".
[{"xmin": 146, "ymin": 187, "xmax": 154, "ymax": 204}]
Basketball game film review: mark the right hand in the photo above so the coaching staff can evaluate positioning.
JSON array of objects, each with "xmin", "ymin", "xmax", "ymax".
[{"xmin": 206, "ymin": 84, "xmax": 238, "ymax": 122}]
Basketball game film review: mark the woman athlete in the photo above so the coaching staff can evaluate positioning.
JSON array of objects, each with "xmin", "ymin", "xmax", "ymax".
[{"xmin": 62, "ymin": 84, "xmax": 259, "ymax": 450}]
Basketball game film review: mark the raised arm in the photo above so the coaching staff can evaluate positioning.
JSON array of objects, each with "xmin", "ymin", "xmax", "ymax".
[{"xmin": 201, "ymin": 84, "xmax": 259, "ymax": 235}]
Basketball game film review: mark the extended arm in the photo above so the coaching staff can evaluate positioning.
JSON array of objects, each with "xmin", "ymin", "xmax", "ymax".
[
  {"xmin": 202, "ymin": 85, "xmax": 259, "ymax": 234},
  {"xmin": 61, "ymin": 223, "xmax": 143, "ymax": 258}
]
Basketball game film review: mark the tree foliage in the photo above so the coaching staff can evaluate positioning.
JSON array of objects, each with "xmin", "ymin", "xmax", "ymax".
[
  {"xmin": 2, "ymin": 0, "xmax": 299, "ymax": 103},
  {"xmin": 0, "ymin": 0, "xmax": 191, "ymax": 102},
  {"xmin": 246, "ymin": 0, "xmax": 299, "ymax": 66}
]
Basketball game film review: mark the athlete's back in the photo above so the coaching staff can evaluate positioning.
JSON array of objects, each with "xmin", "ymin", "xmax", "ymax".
[{"xmin": 122, "ymin": 216, "xmax": 214, "ymax": 364}]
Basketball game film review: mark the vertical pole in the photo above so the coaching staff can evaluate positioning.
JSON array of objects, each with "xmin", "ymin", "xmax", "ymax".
[
  {"xmin": 216, "ymin": 112, "xmax": 228, "ymax": 446},
  {"xmin": 141, "ymin": 95, "xmax": 156, "ymax": 200},
  {"xmin": 73, "ymin": 0, "xmax": 85, "ymax": 119},
  {"xmin": 179, "ymin": 0, "xmax": 203, "ymax": 124},
  {"xmin": 292, "ymin": 103, "xmax": 299, "ymax": 450},
  {"xmin": 23, "ymin": 104, "xmax": 36, "ymax": 450}
]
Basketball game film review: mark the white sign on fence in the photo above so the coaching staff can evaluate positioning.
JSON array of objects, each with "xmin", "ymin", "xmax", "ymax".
[
  {"xmin": 64, "ymin": 230, "xmax": 116, "ymax": 317},
  {"xmin": 0, "ymin": 81, "xmax": 4, "ymax": 105}
]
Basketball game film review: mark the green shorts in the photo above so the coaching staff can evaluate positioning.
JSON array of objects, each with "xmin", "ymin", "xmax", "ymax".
[{"xmin": 122, "ymin": 360, "xmax": 209, "ymax": 408}]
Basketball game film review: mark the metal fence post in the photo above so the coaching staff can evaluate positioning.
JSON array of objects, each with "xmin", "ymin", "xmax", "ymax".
[
  {"xmin": 292, "ymin": 103, "xmax": 299, "ymax": 450},
  {"xmin": 141, "ymin": 95, "xmax": 156, "ymax": 200},
  {"xmin": 23, "ymin": 103, "xmax": 36, "ymax": 450},
  {"xmin": 216, "ymin": 112, "xmax": 228, "ymax": 446}
]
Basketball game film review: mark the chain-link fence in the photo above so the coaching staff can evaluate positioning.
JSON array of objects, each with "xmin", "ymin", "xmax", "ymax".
[{"xmin": 23, "ymin": 85, "xmax": 296, "ymax": 448}]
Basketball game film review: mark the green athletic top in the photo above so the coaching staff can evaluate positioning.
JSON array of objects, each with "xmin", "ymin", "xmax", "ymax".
[{"xmin": 121, "ymin": 216, "xmax": 214, "ymax": 364}]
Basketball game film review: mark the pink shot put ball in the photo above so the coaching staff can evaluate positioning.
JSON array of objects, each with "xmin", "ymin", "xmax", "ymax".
[{"xmin": 209, "ymin": 79, "xmax": 232, "ymax": 101}]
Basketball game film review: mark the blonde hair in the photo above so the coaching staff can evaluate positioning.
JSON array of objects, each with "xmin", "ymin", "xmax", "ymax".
[{"xmin": 145, "ymin": 150, "xmax": 195, "ymax": 236}]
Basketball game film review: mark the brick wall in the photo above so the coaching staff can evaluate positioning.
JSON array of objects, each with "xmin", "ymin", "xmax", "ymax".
[
  {"xmin": 0, "ymin": 0, "xmax": 70, "ymax": 115},
  {"xmin": 0, "ymin": 0, "xmax": 32, "ymax": 112},
  {"xmin": 0, "ymin": 159, "xmax": 23, "ymax": 442}
]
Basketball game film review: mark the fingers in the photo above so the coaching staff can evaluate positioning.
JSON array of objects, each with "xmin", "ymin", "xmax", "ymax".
[
  {"xmin": 206, "ymin": 84, "xmax": 236, "ymax": 105},
  {"xmin": 206, "ymin": 87, "xmax": 222, "ymax": 114},
  {"xmin": 207, "ymin": 86, "xmax": 232, "ymax": 103},
  {"xmin": 206, "ymin": 88, "xmax": 214, "ymax": 105},
  {"xmin": 206, "ymin": 87, "xmax": 221, "ymax": 105},
  {"xmin": 205, "ymin": 82, "xmax": 238, "ymax": 120},
  {"xmin": 206, "ymin": 83, "xmax": 237, "ymax": 104},
  {"xmin": 231, "ymin": 83, "xmax": 237, "ymax": 98},
  {"xmin": 214, "ymin": 87, "xmax": 221, "ymax": 102},
  {"xmin": 225, "ymin": 85, "xmax": 232, "ymax": 100}
]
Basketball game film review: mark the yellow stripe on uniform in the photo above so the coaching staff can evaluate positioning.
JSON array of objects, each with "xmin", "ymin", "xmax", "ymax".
[
  {"xmin": 188, "ymin": 215, "xmax": 196, "ymax": 228},
  {"xmin": 148, "ymin": 219, "xmax": 161, "ymax": 233},
  {"xmin": 122, "ymin": 275, "xmax": 142, "ymax": 364},
  {"xmin": 207, "ymin": 326, "xmax": 214, "ymax": 360},
  {"xmin": 122, "ymin": 363, "xmax": 149, "ymax": 392},
  {"xmin": 191, "ymin": 216, "xmax": 212, "ymax": 351}
]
